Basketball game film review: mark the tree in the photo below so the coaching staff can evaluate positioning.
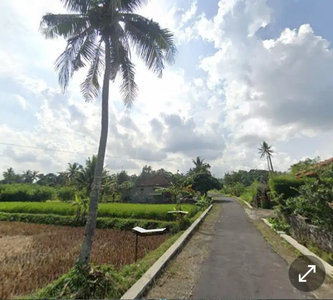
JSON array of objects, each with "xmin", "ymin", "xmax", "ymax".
[
  {"xmin": 76, "ymin": 155, "xmax": 107, "ymax": 197},
  {"xmin": 117, "ymin": 170, "xmax": 130, "ymax": 185},
  {"xmin": 2, "ymin": 168, "xmax": 22, "ymax": 184},
  {"xmin": 66, "ymin": 162, "xmax": 81, "ymax": 183},
  {"xmin": 188, "ymin": 156, "xmax": 211, "ymax": 175},
  {"xmin": 185, "ymin": 172, "xmax": 222, "ymax": 196},
  {"xmin": 41, "ymin": 0, "xmax": 176, "ymax": 265},
  {"xmin": 258, "ymin": 141, "xmax": 274, "ymax": 173}
]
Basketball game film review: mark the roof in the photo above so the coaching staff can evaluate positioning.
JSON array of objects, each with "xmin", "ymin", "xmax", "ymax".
[
  {"xmin": 137, "ymin": 174, "xmax": 171, "ymax": 187},
  {"xmin": 295, "ymin": 157, "xmax": 333, "ymax": 178}
]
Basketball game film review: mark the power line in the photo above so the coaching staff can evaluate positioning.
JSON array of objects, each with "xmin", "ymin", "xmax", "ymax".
[{"xmin": 0, "ymin": 142, "xmax": 128, "ymax": 160}]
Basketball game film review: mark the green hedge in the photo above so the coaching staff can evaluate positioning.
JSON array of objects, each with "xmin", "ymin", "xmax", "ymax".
[
  {"xmin": 268, "ymin": 175, "xmax": 315, "ymax": 201},
  {"xmin": 0, "ymin": 202, "xmax": 198, "ymax": 221},
  {"xmin": 0, "ymin": 184, "xmax": 57, "ymax": 202},
  {"xmin": 0, "ymin": 212, "xmax": 178, "ymax": 231}
]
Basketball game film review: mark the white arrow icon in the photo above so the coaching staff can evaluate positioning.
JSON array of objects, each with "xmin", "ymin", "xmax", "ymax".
[{"xmin": 298, "ymin": 265, "xmax": 316, "ymax": 282}]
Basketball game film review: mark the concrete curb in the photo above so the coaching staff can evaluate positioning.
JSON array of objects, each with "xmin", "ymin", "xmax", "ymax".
[
  {"xmin": 235, "ymin": 196, "xmax": 253, "ymax": 208},
  {"xmin": 120, "ymin": 204, "xmax": 213, "ymax": 300},
  {"xmin": 262, "ymin": 218, "xmax": 333, "ymax": 279}
]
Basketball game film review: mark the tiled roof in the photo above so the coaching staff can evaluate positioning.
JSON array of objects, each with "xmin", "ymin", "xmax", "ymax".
[
  {"xmin": 137, "ymin": 174, "xmax": 171, "ymax": 187},
  {"xmin": 295, "ymin": 157, "xmax": 333, "ymax": 178}
]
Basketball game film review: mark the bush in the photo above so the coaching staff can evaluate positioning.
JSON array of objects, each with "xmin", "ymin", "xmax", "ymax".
[
  {"xmin": 0, "ymin": 212, "xmax": 178, "ymax": 231},
  {"xmin": 0, "ymin": 202, "xmax": 198, "ymax": 221},
  {"xmin": 57, "ymin": 186, "xmax": 77, "ymax": 202},
  {"xmin": 0, "ymin": 184, "xmax": 57, "ymax": 202},
  {"xmin": 268, "ymin": 175, "xmax": 314, "ymax": 203},
  {"xmin": 223, "ymin": 182, "xmax": 245, "ymax": 197},
  {"xmin": 284, "ymin": 179, "xmax": 333, "ymax": 230},
  {"xmin": 240, "ymin": 181, "xmax": 259, "ymax": 202}
]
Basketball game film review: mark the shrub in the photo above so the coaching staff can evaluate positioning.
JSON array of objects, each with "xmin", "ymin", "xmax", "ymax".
[
  {"xmin": 268, "ymin": 175, "xmax": 314, "ymax": 203},
  {"xmin": 195, "ymin": 194, "xmax": 213, "ymax": 210},
  {"xmin": 284, "ymin": 179, "xmax": 333, "ymax": 230},
  {"xmin": 223, "ymin": 182, "xmax": 245, "ymax": 197},
  {"xmin": 0, "ymin": 202, "xmax": 198, "ymax": 221},
  {"xmin": 0, "ymin": 184, "xmax": 57, "ymax": 202},
  {"xmin": 57, "ymin": 186, "xmax": 77, "ymax": 202},
  {"xmin": 0, "ymin": 212, "xmax": 178, "ymax": 231},
  {"xmin": 240, "ymin": 181, "xmax": 259, "ymax": 202}
]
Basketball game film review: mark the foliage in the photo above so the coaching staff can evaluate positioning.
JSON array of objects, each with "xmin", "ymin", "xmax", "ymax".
[
  {"xmin": 0, "ymin": 184, "xmax": 57, "ymax": 202},
  {"xmin": 223, "ymin": 182, "xmax": 245, "ymax": 197},
  {"xmin": 0, "ymin": 202, "xmax": 198, "ymax": 221},
  {"xmin": 268, "ymin": 174, "xmax": 313, "ymax": 203},
  {"xmin": 289, "ymin": 156, "xmax": 321, "ymax": 175},
  {"xmin": 267, "ymin": 217, "xmax": 290, "ymax": 234},
  {"xmin": 58, "ymin": 186, "xmax": 78, "ymax": 201},
  {"xmin": 284, "ymin": 179, "xmax": 333, "ymax": 230},
  {"xmin": 240, "ymin": 180, "xmax": 259, "ymax": 202},
  {"xmin": 72, "ymin": 194, "xmax": 89, "ymax": 223},
  {"xmin": 223, "ymin": 169, "xmax": 269, "ymax": 186},
  {"xmin": 184, "ymin": 172, "xmax": 222, "ymax": 196},
  {"xmin": 195, "ymin": 194, "xmax": 213, "ymax": 210},
  {"xmin": 258, "ymin": 141, "xmax": 274, "ymax": 172},
  {"xmin": 0, "ymin": 212, "xmax": 177, "ymax": 232},
  {"xmin": 187, "ymin": 156, "xmax": 211, "ymax": 176}
]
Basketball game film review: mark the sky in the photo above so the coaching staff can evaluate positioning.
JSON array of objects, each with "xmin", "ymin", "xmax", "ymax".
[{"xmin": 1, "ymin": 0, "xmax": 333, "ymax": 178}]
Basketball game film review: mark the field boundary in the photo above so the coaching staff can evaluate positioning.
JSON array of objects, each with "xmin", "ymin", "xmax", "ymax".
[
  {"xmin": 262, "ymin": 217, "xmax": 333, "ymax": 278},
  {"xmin": 120, "ymin": 204, "xmax": 213, "ymax": 300}
]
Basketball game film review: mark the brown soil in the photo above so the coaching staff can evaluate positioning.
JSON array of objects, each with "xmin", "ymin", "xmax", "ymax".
[{"xmin": 146, "ymin": 204, "xmax": 222, "ymax": 299}]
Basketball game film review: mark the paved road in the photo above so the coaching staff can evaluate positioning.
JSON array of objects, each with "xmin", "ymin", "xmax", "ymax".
[{"xmin": 192, "ymin": 196, "xmax": 314, "ymax": 299}]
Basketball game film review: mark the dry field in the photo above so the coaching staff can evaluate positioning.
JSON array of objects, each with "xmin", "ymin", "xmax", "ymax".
[{"xmin": 0, "ymin": 221, "xmax": 169, "ymax": 299}]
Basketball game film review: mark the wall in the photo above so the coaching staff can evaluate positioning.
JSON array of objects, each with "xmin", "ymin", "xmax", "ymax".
[{"xmin": 281, "ymin": 213, "xmax": 333, "ymax": 254}]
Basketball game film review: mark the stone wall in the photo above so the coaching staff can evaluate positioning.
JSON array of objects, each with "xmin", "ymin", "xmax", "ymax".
[{"xmin": 281, "ymin": 213, "xmax": 333, "ymax": 254}]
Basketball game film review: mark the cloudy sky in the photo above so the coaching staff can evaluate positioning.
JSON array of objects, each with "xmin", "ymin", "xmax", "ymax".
[{"xmin": 1, "ymin": 0, "xmax": 333, "ymax": 178}]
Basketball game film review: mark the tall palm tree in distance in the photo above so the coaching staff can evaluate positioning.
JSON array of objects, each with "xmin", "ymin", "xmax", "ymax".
[
  {"xmin": 258, "ymin": 141, "xmax": 274, "ymax": 172},
  {"xmin": 40, "ymin": 0, "xmax": 176, "ymax": 265}
]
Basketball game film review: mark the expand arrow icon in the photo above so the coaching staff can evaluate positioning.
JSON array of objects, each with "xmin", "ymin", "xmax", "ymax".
[{"xmin": 298, "ymin": 265, "xmax": 316, "ymax": 282}]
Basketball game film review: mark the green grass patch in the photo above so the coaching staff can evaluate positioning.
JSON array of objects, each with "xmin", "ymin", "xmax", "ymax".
[
  {"xmin": 0, "ymin": 212, "xmax": 177, "ymax": 231},
  {"xmin": 26, "ymin": 232, "xmax": 183, "ymax": 299},
  {"xmin": 0, "ymin": 202, "xmax": 198, "ymax": 221}
]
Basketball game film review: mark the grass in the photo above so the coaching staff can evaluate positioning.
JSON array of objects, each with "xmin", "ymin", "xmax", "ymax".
[
  {"xmin": 0, "ymin": 202, "xmax": 198, "ymax": 221},
  {"xmin": 0, "ymin": 221, "xmax": 170, "ymax": 299}
]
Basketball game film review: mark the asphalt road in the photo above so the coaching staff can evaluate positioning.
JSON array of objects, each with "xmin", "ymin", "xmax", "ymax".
[{"xmin": 192, "ymin": 196, "xmax": 314, "ymax": 299}]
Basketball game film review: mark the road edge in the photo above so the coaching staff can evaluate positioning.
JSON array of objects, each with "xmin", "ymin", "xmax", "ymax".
[
  {"xmin": 262, "ymin": 217, "xmax": 333, "ymax": 279},
  {"xmin": 120, "ymin": 204, "xmax": 213, "ymax": 300}
]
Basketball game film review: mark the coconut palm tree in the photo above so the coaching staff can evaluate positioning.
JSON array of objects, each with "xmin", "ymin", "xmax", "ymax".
[
  {"xmin": 66, "ymin": 162, "xmax": 81, "ymax": 182},
  {"xmin": 40, "ymin": 0, "xmax": 176, "ymax": 265},
  {"xmin": 258, "ymin": 141, "xmax": 274, "ymax": 172}
]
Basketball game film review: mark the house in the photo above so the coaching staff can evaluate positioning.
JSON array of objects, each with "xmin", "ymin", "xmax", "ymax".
[
  {"xmin": 295, "ymin": 157, "xmax": 333, "ymax": 178},
  {"xmin": 123, "ymin": 174, "xmax": 172, "ymax": 203}
]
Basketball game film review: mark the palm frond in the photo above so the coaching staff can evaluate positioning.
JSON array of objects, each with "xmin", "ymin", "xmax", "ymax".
[
  {"xmin": 60, "ymin": 0, "xmax": 91, "ymax": 13},
  {"xmin": 80, "ymin": 39, "xmax": 104, "ymax": 102},
  {"xmin": 120, "ymin": 0, "xmax": 148, "ymax": 12},
  {"xmin": 123, "ymin": 14, "xmax": 177, "ymax": 78},
  {"xmin": 40, "ymin": 14, "xmax": 89, "ymax": 39},
  {"xmin": 110, "ymin": 41, "xmax": 138, "ymax": 107},
  {"xmin": 55, "ymin": 29, "xmax": 95, "ymax": 91}
]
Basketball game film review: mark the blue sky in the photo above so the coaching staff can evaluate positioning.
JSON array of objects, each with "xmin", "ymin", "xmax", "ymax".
[{"xmin": 1, "ymin": 0, "xmax": 333, "ymax": 177}]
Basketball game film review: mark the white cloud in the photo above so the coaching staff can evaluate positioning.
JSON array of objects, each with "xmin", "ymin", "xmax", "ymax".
[{"xmin": 2, "ymin": 0, "xmax": 333, "ymax": 178}]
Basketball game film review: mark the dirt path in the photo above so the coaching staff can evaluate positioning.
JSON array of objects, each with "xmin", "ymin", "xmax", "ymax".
[{"xmin": 146, "ymin": 204, "xmax": 222, "ymax": 299}]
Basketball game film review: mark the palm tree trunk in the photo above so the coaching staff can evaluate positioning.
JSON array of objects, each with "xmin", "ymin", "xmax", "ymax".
[
  {"xmin": 78, "ymin": 36, "xmax": 111, "ymax": 265},
  {"xmin": 266, "ymin": 155, "xmax": 271, "ymax": 172},
  {"xmin": 268, "ymin": 155, "xmax": 274, "ymax": 173}
]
